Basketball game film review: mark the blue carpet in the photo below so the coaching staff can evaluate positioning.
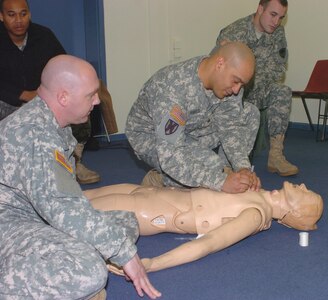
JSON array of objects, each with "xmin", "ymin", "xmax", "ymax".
[{"xmin": 83, "ymin": 128, "xmax": 328, "ymax": 300}]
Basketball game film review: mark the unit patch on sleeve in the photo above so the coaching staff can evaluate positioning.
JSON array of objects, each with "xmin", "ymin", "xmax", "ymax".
[
  {"xmin": 54, "ymin": 149, "xmax": 73, "ymax": 173},
  {"xmin": 157, "ymin": 104, "xmax": 186, "ymax": 144}
]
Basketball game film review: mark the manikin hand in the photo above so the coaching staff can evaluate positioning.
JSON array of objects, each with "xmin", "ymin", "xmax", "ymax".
[
  {"xmin": 123, "ymin": 254, "xmax": 161, "ymax": 299},
  {"xmin": 221, "ymin": 168, "xmax": 261, "ymax": 193}
]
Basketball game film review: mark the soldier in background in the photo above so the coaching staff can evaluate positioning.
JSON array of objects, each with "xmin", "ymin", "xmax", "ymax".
[
  {"xmin": 0, "ymin": 0, "xmax": 100, "ymax": 184},
  {"xmin": 126, "ymin": 42, "xmax": 261, "ymax": 194},
  {"xmin": 211, "ymin": 0, "xmax": 298, "ymax": 177}
]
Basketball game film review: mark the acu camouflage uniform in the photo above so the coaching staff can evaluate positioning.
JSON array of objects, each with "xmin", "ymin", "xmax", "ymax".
[
  {"xmin": 0, "ymin": 100, "xmax": 17, "ymax": 121},
  {"xmin": 126, "ymin": 56, "xmax": 259, "ymax": 191},
  {"xmin": 0, "ymin": 97, "xmax": 139, "ymax": 299},
  {"xmin": 214, "ymin": 14, "xmax": 292, "ymax": 137}
]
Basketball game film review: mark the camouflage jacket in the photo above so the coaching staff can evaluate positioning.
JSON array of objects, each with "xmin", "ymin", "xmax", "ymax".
[
  {"xmin": 0, "ymin": 97, "xmax": 138, "ymax": 266},
  {"xmin": 126, "ymin": 56, "xmax": 253, "ymax": 190},
  {"xmin": 215, "ymin": 14, "xmax": 288, "ymax": 106}
]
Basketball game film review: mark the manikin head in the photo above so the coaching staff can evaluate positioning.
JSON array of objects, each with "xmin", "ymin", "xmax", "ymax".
[
  {"xmin": 253, "ymin": 0, "xmax": 288, "ymax": 34},
  {"xmin": 201, "ymin": 41, "xmax": 255, "ymax": 99},
  {"xmin": 0, "ymin": 0, "xmax": 31, "ymax": 44},
  {"xmin": 277, "ymin": 182, "xmax": 323, "ymax": 231}
]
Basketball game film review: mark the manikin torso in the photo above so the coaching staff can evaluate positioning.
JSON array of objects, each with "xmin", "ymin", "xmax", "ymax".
[{"xmin": 94, "ymin": 185, "xmax": 273, "ymax": 236}]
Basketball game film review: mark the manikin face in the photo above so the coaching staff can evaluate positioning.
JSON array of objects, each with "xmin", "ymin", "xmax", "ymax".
[
  {"xmin": 211, "ymin": 57, "xmax": 253, "ymax": 99},
  {"xmin": 283, "ymin": 181, "xmax": 310, "ymax": 200},
  {"xmin": 0, "ymin": 0, "xmax": 31, "ymax": 42},
  {"xmin": 278, "ymin": 181, "xmax": 323, "ymax": 230},
  {"xmin": 256, "ymin": 0, "xmax": 287, "ymax": 34}
]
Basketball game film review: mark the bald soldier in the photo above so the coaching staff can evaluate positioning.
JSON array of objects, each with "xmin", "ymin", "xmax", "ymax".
[
  {"xmin": 126, "ymin": 41, "xmax": 261, "ymax": 194},
  {"xmin": 0, "ymin": 55, "xmax": 160, "ymax": 299}
]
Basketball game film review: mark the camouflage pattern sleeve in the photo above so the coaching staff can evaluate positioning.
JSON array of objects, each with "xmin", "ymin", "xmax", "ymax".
[
  {"xmin": 131, "ymin": 74, "xmax": 228, "ymax": 190},
  {"xmin": 2, "ymin": 107, "xmax": 139, "ymax": 267},
  {"xmin": 153, "ymin": 96, "xmax": 248, "ymax": 190},
  {"xmin": 26, "ymin": 138, "xmax": 139, "ymax": 266},
  {"xmin": 211, "ymin": 94, "xmax": 258, "ymax": 171},
  {"xmin": 216, "ymin": 16, "xmax": 250, "ymax": 46},
  {"xmin": 266, "ymin": 26, "xmax": 288, "ymax": 82},
  {"xmin": 126, "ymin": 57, "xmax": 258, "ymax": 191},
  {"xmin": 155, "ymin": 97, "xmax": 256, "ymax": 189},
  {"xmin": 216, "ymin": 15, "xmax": 288, "ymax": 85},
  {"xmin": 156, "ymin": 137, "xmax": 227, "ymax": 190}
]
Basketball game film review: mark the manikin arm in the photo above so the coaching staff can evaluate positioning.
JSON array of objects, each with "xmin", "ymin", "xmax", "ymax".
[{"xmin": 142, "ymin": 207, "xmax": 262, "ymax": 272}]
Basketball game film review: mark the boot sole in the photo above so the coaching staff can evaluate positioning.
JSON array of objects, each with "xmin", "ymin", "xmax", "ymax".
[{"xmin": 267, "ymin": 167, "xmax": 298, "ymax": 177}]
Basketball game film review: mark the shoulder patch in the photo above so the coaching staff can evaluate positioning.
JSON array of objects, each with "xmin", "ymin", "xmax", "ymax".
[
  {"xmin": 156, "ymin": 104, "xmax": 186, "ymax": 144},
  {"xmin": 170, "ymin": 104, "xmax": 186, "ymax": 126},
  {"xmin": 54, "ymin": 149, "xmax": 73, "ymax": 173}
]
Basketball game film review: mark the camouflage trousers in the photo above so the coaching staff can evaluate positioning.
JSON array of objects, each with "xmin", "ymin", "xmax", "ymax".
[
  {"xmin": 0, "ymin": 100, "xmax": 18, "ymax": 121},
  {"xmin": 0, "ymin": 220, "xmax": 108, "ymax": 299},
  {"xmin": 245, "ymin": 83, "xmax": 292, "ymax": 137}
]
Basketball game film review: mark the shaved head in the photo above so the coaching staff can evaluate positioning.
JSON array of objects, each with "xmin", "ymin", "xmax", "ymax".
[
  {"xmin": 200, "ymin": 41, "xmax": 255, "ymax": 99},
  {"xmin": 213, "ymin": 41, "xmax": 255, "ymax": 75},
  {"xmin": 38, "ymin": 55, "xmax": 100, "ymax": 127},
  {"xmin": 40, "ymin": 54, "xmax": 97, "ymax": 94}
]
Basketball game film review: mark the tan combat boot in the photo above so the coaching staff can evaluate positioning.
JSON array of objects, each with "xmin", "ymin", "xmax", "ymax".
[
  {"xmin": 267, "ymin": 134, "xmax": 299, "ymax": 176},
  {"xmin": 74, "ymin": 143, "xmax": 101, "ymax": 184},
  {"xmin": 141, "ymin": 169, "xmax": 164, "ymax": 187},
  {"xmin": 90, "ymin": 289, "xmax": 106, "ymax": 300}
]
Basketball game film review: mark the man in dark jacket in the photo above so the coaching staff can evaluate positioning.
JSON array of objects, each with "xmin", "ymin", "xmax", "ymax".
[{"xmin": 0, "ymin": 0, "xmax": 100, "ymax": 184}]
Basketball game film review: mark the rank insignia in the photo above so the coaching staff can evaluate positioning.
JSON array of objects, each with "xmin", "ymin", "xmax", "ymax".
[
  {"xmin": 54, "ymin": 149, "xmax": 73, "ymax": 173},
  {"xmin": 170, "ymin": 104, "xmax": 186, "ymax": 126}
]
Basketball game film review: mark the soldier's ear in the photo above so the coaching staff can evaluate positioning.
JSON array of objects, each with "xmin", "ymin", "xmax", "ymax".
[
  {"xmin": 57, "ymin": 90, "xmax": 69, "ymax": 107},
  {"xmin": 215, "ymin": 57, "xmax": 224, "ymax": 71},
  {"xmin": 258, "ymin": 4, "xmax": 265, "ymax": 15}
]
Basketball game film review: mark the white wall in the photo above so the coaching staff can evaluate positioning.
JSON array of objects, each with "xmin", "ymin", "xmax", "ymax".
[
  {"xmin": 104, "ymin": 0, "xmax": 328, "ymax": 133},
  {"xmin": 285, "ymin": 0, "xmax": 328, "ymax": 123}
]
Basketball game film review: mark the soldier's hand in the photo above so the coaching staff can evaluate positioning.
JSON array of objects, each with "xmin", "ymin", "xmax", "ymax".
[
  {"xmin": 123, "ymin": 254, "xmax": 161, "ymax": 299},
  {"xmin": 221, "ymin": 169, "xmax": 260, "ymax": 193},
  {"xmin": 239, "ymin": 168, "xmax": 261, "ymax": 191}
]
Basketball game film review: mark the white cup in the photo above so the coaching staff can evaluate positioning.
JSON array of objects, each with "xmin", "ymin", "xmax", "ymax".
[{"xmin": 299, "ymin": 232, "xmax": 309, "ymax": 247}]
